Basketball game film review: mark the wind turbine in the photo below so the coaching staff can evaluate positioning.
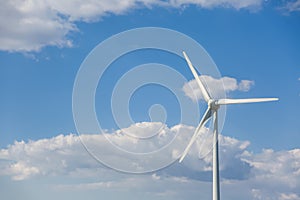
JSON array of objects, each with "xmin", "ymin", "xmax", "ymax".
[{"xmin": 179, "ymin": 51, "xmax": 278, "ymax": 200}]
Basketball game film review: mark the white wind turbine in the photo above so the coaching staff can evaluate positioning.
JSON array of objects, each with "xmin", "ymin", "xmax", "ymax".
[{"xmin": 179, "ymin": 51, "xmax": 278, "ymax": 200}]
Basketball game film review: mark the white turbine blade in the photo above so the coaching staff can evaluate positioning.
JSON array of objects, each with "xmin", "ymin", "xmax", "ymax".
[
  {"xmin": 216, "ymin": 98, "xmax": 279, "ymax": 105},
  {"xmin": 179, "ymin": 108, "xmax": 212, "ymax": 163},
  {"xmin": 183, "ymin": 51, "xmax": 211, "ymax": 102}
]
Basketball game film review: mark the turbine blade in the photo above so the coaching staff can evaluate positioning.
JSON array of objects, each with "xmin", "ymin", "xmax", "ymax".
[
  {"xmin": 216, "ymin": 98, "xmax": 279, "ymax": 105},
  {"xmin": 179, "ymin": 108, "xmax": 212, "ymax": 163},
  {"xmin": 183, "ymin": 51, "xmax": 211, "ymax": 102}
]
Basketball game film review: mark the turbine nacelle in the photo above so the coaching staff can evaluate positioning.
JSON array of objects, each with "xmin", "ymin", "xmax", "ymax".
[{"xmin": 208, "ymin": 99, "xmax": 220, "ymax": 111}]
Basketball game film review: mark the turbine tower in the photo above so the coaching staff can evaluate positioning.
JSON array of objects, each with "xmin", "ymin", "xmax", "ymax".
[{"xmin": 179, "ymin": 51, "xmax": 278, "ymax": 200}]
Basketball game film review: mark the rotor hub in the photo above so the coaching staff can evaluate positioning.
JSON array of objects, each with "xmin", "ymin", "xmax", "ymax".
[{"xmin": 208, "ymin": 99, "xmax": 220, "ymax": 111}]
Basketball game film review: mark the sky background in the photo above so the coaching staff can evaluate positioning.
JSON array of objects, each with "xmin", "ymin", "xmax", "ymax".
[{"xmin": 0, "ymin": 0, "xmax": 300, "ymax": 199}]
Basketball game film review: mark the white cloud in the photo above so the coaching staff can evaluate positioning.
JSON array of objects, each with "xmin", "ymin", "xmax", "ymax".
[
  {"xmin": 0, "ymin": 0, "xmax": 264, "ymax": 52},
  {"xmin": 279, "ymin": 193, "xmax": 300, "ymax": 200},
  {"xmin": 238, "ymin": 79, "xmax": 255, "ymax": 91},
  {"xmin": 0, "ymin": 122, "xmax": 300, "ymax": 199},
  {"xmin": 3, "ymin": 0, "xmax": 300, "ymax": 52},
  {"xmin": 242, "ymin": 148, "xmax": 300, "ymax": 188},
  {"xmin": 284, "ymin": 0, "xmax": 300, "ymax": 12},
  {"xmin": 0, "ymin": 122, "xmax": 241, "ymax": 180},
  {"xmin": 0, "ymin": 0, "xmax": 76, "ymax": 52},
  {"xmin": 182, "ymin": 75, "xmax": 254, "ymax": 101},
  {"xmin": 5, "ymin": 162, "xmax": 40, "ymax": 181},
  {"xmin": 166, "ymin": 0, "xmax": 263, "ymax": 10}
]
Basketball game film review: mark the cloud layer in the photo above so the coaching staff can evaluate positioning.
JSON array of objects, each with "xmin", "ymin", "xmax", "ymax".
[
  {"xmin": 285, "ymin": 0, "xmax": 300, "ymax": 12},
  {"xmin": 1, "ymin": 0, "xmax": 299, "ymax": 52},
  {"xmin": 0, "ymin": 0, "xmax": 265, "ymax": 52},
  {"xmin": 0, "ymin": 122, "xmax": 299, "ymax": 199}
]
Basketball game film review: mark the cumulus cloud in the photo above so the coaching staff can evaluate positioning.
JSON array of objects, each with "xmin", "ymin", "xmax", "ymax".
[
  {"xmin": 0, "ymin": 122, "xmax": 299, "ymax": 199},
  {"xmin": 2, "ymin": 0, "xmax": 299, "ymax": 52},
  {"xmin": 242, "ymin": 148, "xmax": 300, "ymax": 188},
  {"xmin": 279, "ymin": 193, "xmax": 300, "ymax": 200},
  {"xmin": 284, "ymin": 0, "xmax": 300, "ymax": 12},
  {"xmin": 0, "ymin": 0, "xmax": 75, "ymax": 52},
  {"xmin": 238, "ymin": 79, "xmax": 255, "ymax": 91},
  {"xmin": 0, "ymin": 0, "xmax": 264, "ymax": 52},
  {"xmin": 166, "ymin": 0, "xmax": 263, "ymax": 9},
  {"xmin": 182, "ymin": 75, "xmax": 254, "ymax": 101},
  {"xmin": 0, "ymin": 134, "xmax": 90, "ymax": 180},
  {"xmin": 0, "ymin": 123, "xmax": 209, "ymax": 178},
  {"xmin": 0, "ymin": 122, "xmax": 251, "ymax": 179}
]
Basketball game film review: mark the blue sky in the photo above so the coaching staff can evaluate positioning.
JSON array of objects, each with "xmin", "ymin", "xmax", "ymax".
[{"xmin": 0, "ymin": 0, "xmax": 300, "ymax": 199}]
